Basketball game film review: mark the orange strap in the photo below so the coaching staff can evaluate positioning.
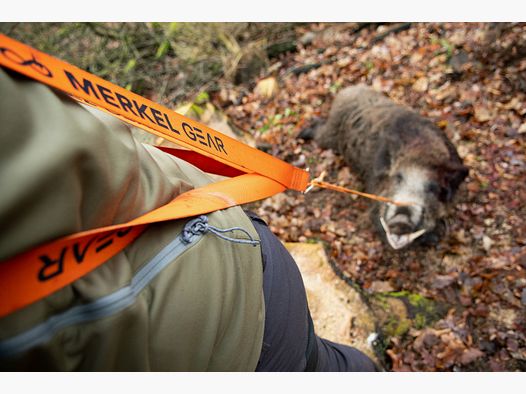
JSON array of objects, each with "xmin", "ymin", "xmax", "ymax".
[
  {"xmin": 0, "ymin": 34, "xmax": 309, "ymax": 192},
  {"xmin": 0, "ymin": 34, "xmax": 306, "ymax": 318},
  {"xmin": 0, "ymin": 174, "xmax": 285, "ymax": 318}
]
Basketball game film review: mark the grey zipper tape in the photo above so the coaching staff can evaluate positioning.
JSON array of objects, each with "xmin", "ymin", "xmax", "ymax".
[{"xmin": 0, "ymin": 216, "xmax": 207, "ymax": 358}]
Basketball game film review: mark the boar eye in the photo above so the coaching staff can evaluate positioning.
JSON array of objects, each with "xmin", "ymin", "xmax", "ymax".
[
  {"xmin": 426, "ymin": 181, "xmax": 440, "ymax": 195},
  {"xmin": 394, "ymin": 173, "xmax": 403, "ymax": 183}
]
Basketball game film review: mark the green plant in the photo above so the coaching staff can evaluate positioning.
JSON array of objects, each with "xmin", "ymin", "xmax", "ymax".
[{"xmin": 259, "ymin": 113, "xmax": 283, "ymax": 133}]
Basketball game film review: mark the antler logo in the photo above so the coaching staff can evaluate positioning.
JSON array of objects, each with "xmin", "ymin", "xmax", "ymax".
[{"xmin": 0, "ymin": 47, "xmax": 53, "ymax": 77}]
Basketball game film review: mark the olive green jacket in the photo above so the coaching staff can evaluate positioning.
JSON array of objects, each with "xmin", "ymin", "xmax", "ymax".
[{"xmin": 0, "ymin": 68, "xmax": 265, "ymax": 371}]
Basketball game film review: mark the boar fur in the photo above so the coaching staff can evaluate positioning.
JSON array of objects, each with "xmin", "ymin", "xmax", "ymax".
[{"xmin": 309, "ymin": 85, "xmax": 468, "ymax": 249}]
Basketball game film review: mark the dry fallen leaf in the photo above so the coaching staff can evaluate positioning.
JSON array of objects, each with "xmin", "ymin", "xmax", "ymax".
[
  {"xmin": 482, "ymin": 235, "xmax": 493, "ymax": 252},
  {"xmin": 412, "ymin": 76, "xmax": 429, "ymax": 93},
  {"xmin": 474, "ymin": 105, "xmax": 494, "ymax": 123},
  {"xmin": 460, "ymin": 348, "xmax": 484, "ymax": 365},
  {"xmin": 254, "ymin": 77, "xmax": 279, "ymax": 98},
  {"xmin": 220, "ymin": 22, "xmax": 526, "ymax": 372}
]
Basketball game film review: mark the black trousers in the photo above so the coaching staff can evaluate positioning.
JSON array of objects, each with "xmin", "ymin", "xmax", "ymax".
[{"xmin": 246, "ymin": 212, "xmax": 378, "ymax": 372}]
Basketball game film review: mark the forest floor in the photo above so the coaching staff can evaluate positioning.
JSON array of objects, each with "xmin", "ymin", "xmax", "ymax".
[
  {"xmin": 218, "ymin": 22, "xmax": 526, "ymax": 371},
  {"xmin": 3, "ymin": 22, "xmax": 525, "ymax": 371}
]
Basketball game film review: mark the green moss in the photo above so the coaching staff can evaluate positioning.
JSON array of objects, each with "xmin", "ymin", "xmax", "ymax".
[
  {"xmin": 414, "ymin": 313, "xmax": 428, "ymax": 329},
  {"xmin": 383, "ymin": 315, "xmax": 412, "ymax": 337},
  {"xmin": 383, "ymin": 291, "xmax": 440, "ymax": 325},
  {"xmin": 371, "ymin": 291, "xmax": 446, "ymax": 338}
]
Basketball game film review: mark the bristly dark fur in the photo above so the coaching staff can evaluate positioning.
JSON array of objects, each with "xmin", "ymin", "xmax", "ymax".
[{"xmin": 312, "ymin": 84, "xmax": 468, "ymax": 248}]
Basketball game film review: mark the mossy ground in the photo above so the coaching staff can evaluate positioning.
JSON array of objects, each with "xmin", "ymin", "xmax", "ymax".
[{"xmin": 370, "ymin": 291, "xmax": 447, "ymax": 338}]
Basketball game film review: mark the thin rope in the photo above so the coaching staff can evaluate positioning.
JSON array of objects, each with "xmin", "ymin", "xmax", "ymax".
[{"xmin": 305, "ymin": 171, "xmax": 414, "ymax": 207}]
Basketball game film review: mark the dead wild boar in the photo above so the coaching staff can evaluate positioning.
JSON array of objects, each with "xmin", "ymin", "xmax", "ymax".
[{"xmin": 306, "ymin": 85, "xmax": 468, "ymax": 249}]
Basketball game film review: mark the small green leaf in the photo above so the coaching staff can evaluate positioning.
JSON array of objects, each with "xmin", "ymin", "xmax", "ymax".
[
  {"xmin": 194, "ymin": 91, "xmax": 209, "ymax": 105},
  {"xmin": 190, "ymin": 103, "xmax": 204, "ymax": 117},
  {"xmin": 437, "ymin": 38, "xmax": 454, "ymax": 60},
  {"xmin": 167, "ymin": 22, "xmax": 178, "ymax": 36},
  {"xmin": 124, "ymin": 59, "xmax": 136, "ymax": 73},
  {"xmin": 329, "ymin": 82, "xmax": 342, "ymax": 94},
  {"xmin": 259, "ymin": 123, "xmax": 270, "ymax": 133},
  {"xmin": 155, "ymin": 41, "xmax": 170, "ymax": 59}
]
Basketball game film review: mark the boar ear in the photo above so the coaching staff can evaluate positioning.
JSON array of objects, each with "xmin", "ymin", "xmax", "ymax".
[{"xmin": 439, "ymin": 162, "xmax": 469, "ymax": 201}]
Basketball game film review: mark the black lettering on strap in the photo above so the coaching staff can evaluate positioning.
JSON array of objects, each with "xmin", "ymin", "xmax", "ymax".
[
  {"xmin": 207, "ymin": 133, "xmax": 218, "ymax": 150},
  {"xmin": 150, "ymin": 108, "xmax": 168, "ymax": 129},
  {"xmin": 96, "ymin": 84, "xmax": 119, "ymax": 108},
  {"xmin": 193, "ymin": 127, "xmax": 207, "ymax": 147},
  {"xmin": 182, "ymin": 122, "xmax": 196, "ymax": 141},
  {"xmin": 163, "ymin": 113, "xmax": 180, "ymax": 134},
  {"xmin": 95, "ymin": 238, "xmax": 113, "ymax": 253},
  {"xmin": 72, "ymin": 237, "xmax": 97, "ymax": 264},
  {"xmin": 38, "ymin": 248, "xmax": 67, "ymax": 282},
  {"xmin": 117, "ymin": 227, "xmax": 133, "ymax": 237},
  {"xmin": 132, "ymin": 100, "xmax": 155, "ymax": 123},
  {"xmin": 115, "ymin": 93, "xmax": 138, "ymax": 116},
  {"xmin": 215, "ymin": 136, "xmax": 227, "ymax": 155},
  {"xmin": 64, "ymin": 70, "xmax": 100, "ymax": 99}
]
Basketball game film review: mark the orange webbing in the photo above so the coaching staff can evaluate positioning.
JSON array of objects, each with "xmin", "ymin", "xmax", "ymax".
[
  {"xmin": 0, "ymin": 174, "xmax": 285, "ymax": 318},
  {"xmin": 0, "ymin": 34, "xmax": 408, "ymax": 318},
  {"xmin": 0, "ymin": 34, "xmax": 309, "ymax": 192},
  {"xmin": 0, "ymin": 34, "xmax": 304, "ymax": 318}
]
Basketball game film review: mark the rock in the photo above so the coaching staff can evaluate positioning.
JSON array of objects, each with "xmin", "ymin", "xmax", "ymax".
[
  {"xmin": 254, "ymin": 77, "xmax": 279, "ymax": 99},
  {"xmin": 284, "ymin": 242, "xmax": 379, "ymax": 363}
]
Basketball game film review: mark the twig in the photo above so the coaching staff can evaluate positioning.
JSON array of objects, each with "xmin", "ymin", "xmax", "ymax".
[
  {"xmin": 370, "ymin": 22, "xmax": 412, "ymax": 45},
  {"xmin": 285, "ymin": 56, "xmax": 338, "ymax": 77},
  {"xmin": 350, "ymin": 22, "xmax": 377, "ymax": 34}
]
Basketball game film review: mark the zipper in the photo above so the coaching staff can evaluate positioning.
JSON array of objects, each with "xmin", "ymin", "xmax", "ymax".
[{"xmin": 0, "ymin": 216, "xmax": 208, "ymax": 358}]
